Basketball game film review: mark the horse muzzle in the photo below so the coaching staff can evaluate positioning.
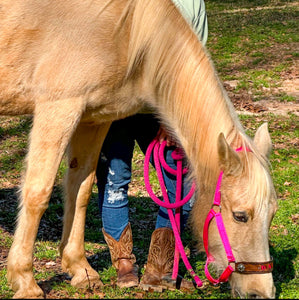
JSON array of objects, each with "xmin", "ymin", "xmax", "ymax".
[{"xmin": 231, "ymin": 273, "xmax": 276, "ymax": 299}]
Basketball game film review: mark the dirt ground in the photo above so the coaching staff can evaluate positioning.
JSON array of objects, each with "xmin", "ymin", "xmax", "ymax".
[{"xmin": 225, "ymin": 63, "xmax": 299, "ymax": 116}]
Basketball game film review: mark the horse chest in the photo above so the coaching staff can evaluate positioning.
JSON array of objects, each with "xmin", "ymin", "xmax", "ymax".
[{"xmin": 81, "ymin": 90, "xmax": 145, "ymax": 125}]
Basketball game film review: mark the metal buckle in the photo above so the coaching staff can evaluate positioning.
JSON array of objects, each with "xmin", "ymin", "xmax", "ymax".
[{"xmin": 212, "ymin": 204, "xmax": 221, "ymax": 213}]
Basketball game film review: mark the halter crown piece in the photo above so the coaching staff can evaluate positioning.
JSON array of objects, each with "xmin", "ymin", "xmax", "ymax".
[{"xmin": 144, "ymin": 140, "xmax": 274, "ymax": 288}]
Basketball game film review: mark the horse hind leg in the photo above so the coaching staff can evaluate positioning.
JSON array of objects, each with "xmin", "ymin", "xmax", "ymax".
[
  {"xmin": 7, "ymin": 98, "xmax": 84, "ymax": 299},
  {"xmin": 59, "ymin": 122, "xmax": 111, "ymax": 289}
]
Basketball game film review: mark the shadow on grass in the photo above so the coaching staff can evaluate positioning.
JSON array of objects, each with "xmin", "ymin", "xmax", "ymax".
[
  {"xmin": 0, "ymin": 187, "xmax": 19, "ymax": 235},
  {"xmin": 0, "ymin": 116, "xmax": 32, "ymax": 139},
  {"xmin": 0, "ymin": 186, "xmax": 66, "ymax": 240},
  {"xmin": 271, "ymin": 246, "xmax": 298, "ymax": 298}
]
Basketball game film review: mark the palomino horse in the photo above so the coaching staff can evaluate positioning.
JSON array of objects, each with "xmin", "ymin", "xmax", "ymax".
[{"xmin": 0, "ymin": 0, "xmax": 278, "ymax": 298}]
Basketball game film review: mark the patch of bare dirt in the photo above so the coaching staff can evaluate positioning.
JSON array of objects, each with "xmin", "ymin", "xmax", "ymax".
[
  {"xmin": 224, "ymin": 64, "xmax": 299, "ymax": 116},
  {"xmin": 220, "ymin": 2, "xmax": 299, "ymax": 14},
  {"xmin": 225, "ymin": 83, "xmax": 299, "ymax": 116},
  {"xmin": 223, "ymin": 37, "xmax": 299, "ymax": 116}
]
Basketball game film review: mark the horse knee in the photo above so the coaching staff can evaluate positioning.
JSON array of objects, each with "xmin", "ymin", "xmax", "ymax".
[{"xmin": 21, "ymin": 184, "xmax": 51, "ymax": 213}]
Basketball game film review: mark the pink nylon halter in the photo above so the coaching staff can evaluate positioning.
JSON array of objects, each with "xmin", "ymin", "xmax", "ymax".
[{"xmin": 203, "ymin": 146, "xmax": 250, "ymax": 284}]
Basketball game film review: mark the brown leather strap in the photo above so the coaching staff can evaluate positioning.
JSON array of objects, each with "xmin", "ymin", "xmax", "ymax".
[{"xmin": 234, "ymin": 260, "xmax": 273, "ymax": 274}]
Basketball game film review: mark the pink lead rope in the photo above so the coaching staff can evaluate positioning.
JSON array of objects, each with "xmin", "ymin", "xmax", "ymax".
[{"xmin": 144, "ymin": 138, "xmax": 202, "ymax": 287}]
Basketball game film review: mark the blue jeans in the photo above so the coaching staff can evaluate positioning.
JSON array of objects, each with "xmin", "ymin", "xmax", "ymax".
[{"xmin": 96, "ymin": 114, "xmax": 193, "ymax": 241}]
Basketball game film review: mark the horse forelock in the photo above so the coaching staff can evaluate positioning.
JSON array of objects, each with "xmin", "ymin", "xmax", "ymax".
[{"xmin": 242, "ymin": 152, "xmax": 276, "ymax": 216}]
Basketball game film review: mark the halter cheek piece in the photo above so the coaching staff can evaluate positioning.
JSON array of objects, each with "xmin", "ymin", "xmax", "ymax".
[{"xmin": 144, "ymin": 140, "xmax": 273, "ymax": 288}]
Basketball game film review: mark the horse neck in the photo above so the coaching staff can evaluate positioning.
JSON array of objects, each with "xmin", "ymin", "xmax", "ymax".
[
  {"xmin": 164, "ymin": 53, "xmax": 244, "ymax": 190},
  {"xmin": 126, "ymin": 0, "xmax": 248, "ymax": 189}
]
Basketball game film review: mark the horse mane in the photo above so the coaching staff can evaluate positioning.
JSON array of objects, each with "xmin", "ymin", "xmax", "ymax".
[{"xmin": 114, "ymin": 0, "xmax": 273, "ymax": 208}]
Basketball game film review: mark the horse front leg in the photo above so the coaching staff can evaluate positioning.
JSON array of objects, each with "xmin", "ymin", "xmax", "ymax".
[
  {"xmin": 7, "ymin": 99, "xmax": 83, "ymax": 299},
  {"xmin": 59, "ymin": 122, "xmax": 111, "ymax": 289}
]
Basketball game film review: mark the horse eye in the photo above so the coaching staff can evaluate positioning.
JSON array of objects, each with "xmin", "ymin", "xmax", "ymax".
[{"xmin": 233, "ymin": 211, "xmax": 248, "ymax": 223}]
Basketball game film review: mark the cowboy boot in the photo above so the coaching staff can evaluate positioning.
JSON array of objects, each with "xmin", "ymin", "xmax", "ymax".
[
  {"xmin": 102, "ymin": 223, "xmax": 139, "ymax": 288},
  {"xmin": 139, "ymin": 227, "xmax": 195, "ymax": 292}
]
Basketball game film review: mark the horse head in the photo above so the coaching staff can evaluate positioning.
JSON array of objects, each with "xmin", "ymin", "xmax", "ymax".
[{"xmin": 192, "ymin": 123, "xmax": 278, "ymax": 298}]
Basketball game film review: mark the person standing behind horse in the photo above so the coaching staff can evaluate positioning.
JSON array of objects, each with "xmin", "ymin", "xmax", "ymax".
[{"xmin": 96, "ymin": 0, "xmax": 208, "ymax": 291}]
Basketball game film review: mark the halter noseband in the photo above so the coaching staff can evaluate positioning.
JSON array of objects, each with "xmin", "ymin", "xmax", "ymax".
[{"xmin": 144, "ymin": 140, "xmax": 274, "ymax": 288}]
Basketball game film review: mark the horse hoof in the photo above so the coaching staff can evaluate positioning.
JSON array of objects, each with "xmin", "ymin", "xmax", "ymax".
[
  {"xmin": 12, "ymin": 287, "xmax": 44, "ymax": 299},
  {"xmin": 71, "ymin": 276, "xmax": 104, "ymax": 290}
]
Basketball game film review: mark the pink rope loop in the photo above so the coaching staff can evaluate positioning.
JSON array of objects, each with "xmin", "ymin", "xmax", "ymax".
[
  {"xmin": 158, "ymin": 141, "xmax": 189, "ymax": 175},
  {"xmin": 144, "ymin": 139, "xmax": 196, "ymax": 209}
]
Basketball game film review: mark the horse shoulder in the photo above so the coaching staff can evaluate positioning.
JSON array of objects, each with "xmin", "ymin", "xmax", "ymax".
[{"xmin": 0, "ymin": 0, "xmax": 136, "ymax": 117}]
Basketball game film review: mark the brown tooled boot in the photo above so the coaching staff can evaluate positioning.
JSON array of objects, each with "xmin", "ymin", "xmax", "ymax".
[
  {"xmin": 139, "ymin": 227, "xmax": 195, "ymax": 292},
  {"xmin": 102, "ymin": 223, "xmax": 139, "ymax": 288}
]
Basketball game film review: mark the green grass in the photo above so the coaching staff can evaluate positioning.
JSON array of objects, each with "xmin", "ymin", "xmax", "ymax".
[
  {"xmin": 0, "ymin": 113, "xmax": 298, "ymax": 299},
  {"xmin": 35, "ymin": 241, "xmax": 60, "ymax": 261},
  {"xmin": 206, "ymin": 0, "xmax": 298, "ymax": 99},
  {"xmin": 0, "ymin": 0, "xmax": 298, "ymax": 298}
]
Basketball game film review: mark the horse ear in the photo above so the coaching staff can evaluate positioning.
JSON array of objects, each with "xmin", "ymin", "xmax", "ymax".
[
  {"xmin": 217, "ymin": 133, "xmax": 242, "ymax": 176},
  {"xmin": 253, "ymin": 122, "xmax": 272, "ymax": 158}
]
